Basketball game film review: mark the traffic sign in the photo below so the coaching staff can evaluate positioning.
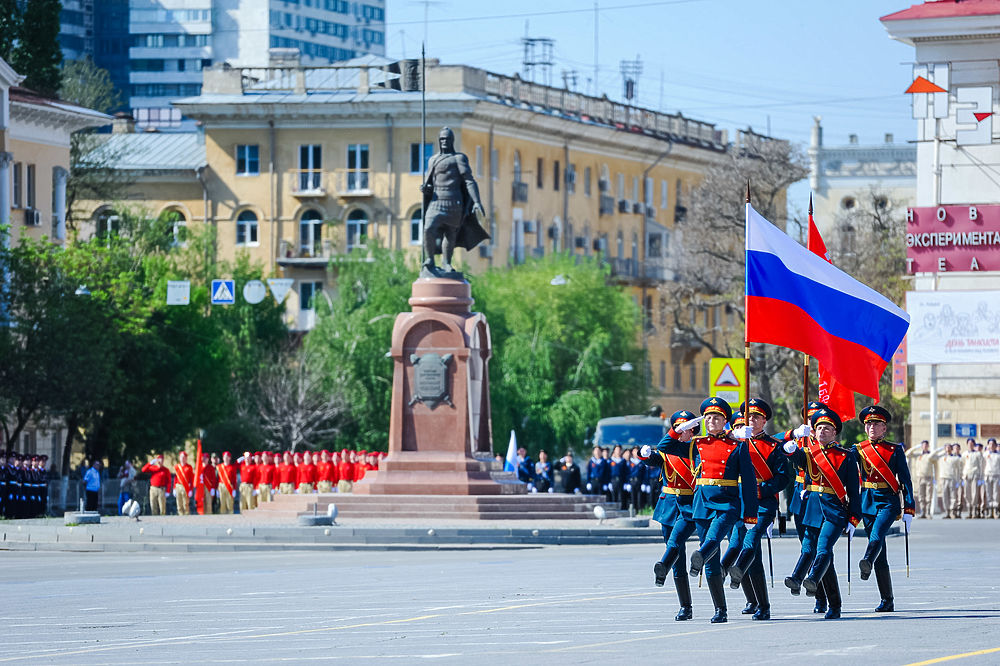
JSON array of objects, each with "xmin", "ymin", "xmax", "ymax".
[
  {"xmin": 956, "ymin": 423, "xmax": 977, "ymax": 439},
  {"xmin": 710, "ymin": 357, "xmax": 746, "ymax": 409},
  {"xmin": 243, "ymin": 280, "xmax": 267, "ymax": 305},
  {"xmin": 267, "ymin": 278, "xmax": 294, "ymax": 304},
  {"xmin": 166, "ymin": 280, "xmax": 190, "ymax": 305},
  {"xmin": 210, "ymin": 279, "xmax": 236, "ymax": 305}
]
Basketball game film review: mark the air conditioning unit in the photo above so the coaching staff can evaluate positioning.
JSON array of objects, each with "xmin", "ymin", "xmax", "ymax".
[
  {"xmin": 522, "ymin": 219, "xmax": 537, "ymax": 234},
  {"xmin": 478, "ymin": 244, "xmax": 493, "ymax": 258},
  {"xmin": 547, "ymin": 225, "xmax": 558, "ymax": 239},
  {"xmin": 574, "ymin": 236, "xmax": 586, "ymax": 249},
  {"xmin": 598, "ymin": 178, "xmax": 609, "ymax": 192},
  {"xmin": 24, "ymin": 208, "xmax": 41, "ymax": 226},
  {"xmin": 618, "ymin": 199, "xmax": 629, "ymax": 213},
  {"xmin": 632, "ymin": 202, "xmax": 643, "ymax": 214}
]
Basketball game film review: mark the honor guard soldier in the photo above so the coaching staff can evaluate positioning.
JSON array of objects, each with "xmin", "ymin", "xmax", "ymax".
[
  {"xmin": 855, "ymin": 405, "xmax": 915, "ymax": 613},
  {"xmin": 201, "ymin": 453, "xmax": 218, "ymax": 515},
  {"xmin": 782, "ymin": 409, "xmax": 861, "ymax": 619},
  {"xmin": 142, "ymin": 454, "xmax": 172, "ymax": 515},
  {"xmin": 940, "ymin": 444, "xmax": 963, "ymax": 518},
  {"xmin": 277, "ymin": 452, "xmax": 296, "ymax": 494},
  {"xmin": 297, "ymin": 450, "xmax": 317, "ymax": 494},
  {"xmin": 217, "ymin": 452, "xmax": 238, "ymax": 514},
  {"xmin": 726, "ymin": 398, "xmax": 789, "ymax": 621},
  {"xmin": 256, "ymin": 452, "xmax": 274, "ymax": 503},
  {"xmin": 637, "ymin": 410, "xmax": 698, "ymax": 621},
  {"xmin": 655, "ymin": 398, "xmax": 757, "ymax": 623},
  {"xmin": 585, "ymin": 446, "xmax": 608, "ymax": 495},
  {"xmin": 718, "ymin": 410, "xmax": 756, "ymax": 616},
  {"xmin": 316, "ymin": 450, "xmax": 335, "ymax": 493},
  {"xmin": 554, "ymin": 453, "xmax": 581, "ymax": 494},
  {"xmin": 173, "ymin": 452, "xmax": 195, "ymax": 515},
  {"xmin": 238, "ymin": 451, "xmax": 257, "ymax": 511},
  {"xmin": 906, "ymin": 440, "xmax": 944, "ymax": 519},
  {"xmin": 338, "ymin": 450, "xmax": 355, "ymax": 493}
]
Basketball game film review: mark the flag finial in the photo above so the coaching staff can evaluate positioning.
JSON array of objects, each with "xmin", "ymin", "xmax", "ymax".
[
  {"xmin": 808, "ymin": 193, "xmax": 814, "ymax": 216},
  {"xmin": 745, "ymin": 180, "xmax": 751, "ymax": 204}
]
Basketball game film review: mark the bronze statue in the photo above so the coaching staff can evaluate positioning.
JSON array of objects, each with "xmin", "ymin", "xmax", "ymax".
[{"xmin": 420, "ymin": 127, "xmax": 490, "ymax": 276}]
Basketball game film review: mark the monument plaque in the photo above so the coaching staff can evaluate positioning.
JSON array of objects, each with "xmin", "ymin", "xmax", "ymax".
[{"xmin": 409, "ymin": 352, "xmax": 453, "ymax": 408}]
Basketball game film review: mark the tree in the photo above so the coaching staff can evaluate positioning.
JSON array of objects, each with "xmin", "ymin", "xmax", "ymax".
[
  {"xmin": 473, "ymin": 254, "xmax": 647, "ymax": 456},
  {"xmin": 59, "ymin": 58, "xmax": 121, "ymax": 114},
  {"xmin": 9, "ymin": 0, "xmax": 62, "ymax": 97},
  {"xmin": 0, "ymin": 0, "xmax": 22, "ymax": 61},
  {"xmin": 664, "ymin": 130, "xmax": 809, "ymax": 419}
]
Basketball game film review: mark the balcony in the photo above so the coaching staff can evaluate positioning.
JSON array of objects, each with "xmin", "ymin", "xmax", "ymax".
[
  {"xmin": 290, "ymin": 169, "xmax": 326, "ymax": 197},
  {"xmin": 334, "ymin": 168, "xmax": 372, "ymax": 197},
  {"xmin": 607, "ymin": 257, "xmax": 637, "ymax": 279},
  {"xmin": 599, "ymin": 194, "xmax": 615, "ymax": 216},
  {"xmin": 276, "ymin": 239, "xmax": 335, "ymax": 268},
  {"xmin": 512, "ymin": 181, "xmax": 528, "ymax": 203}
]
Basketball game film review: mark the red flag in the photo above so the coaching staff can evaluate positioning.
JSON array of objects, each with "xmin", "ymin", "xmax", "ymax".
[
  {"xmin": 194, "ymin": 439, "xmax": 205, "ymax": 515},
  {"xmin": 807, "ymin": 211, "xmax": 857, "ymax": 419}
]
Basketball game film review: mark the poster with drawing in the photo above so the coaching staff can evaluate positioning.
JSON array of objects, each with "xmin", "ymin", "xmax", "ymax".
[{"xmin": 906, "ymin": 290, "xmax": 1000, "ymax": 364}]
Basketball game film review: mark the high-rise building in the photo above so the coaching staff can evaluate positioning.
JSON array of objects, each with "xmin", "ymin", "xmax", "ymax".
[{"xmin": 57, "ymin": 0, "xmax": 386, "ymax": 128}]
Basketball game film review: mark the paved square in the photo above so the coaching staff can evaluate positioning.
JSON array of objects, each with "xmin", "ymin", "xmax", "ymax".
[{"xmin": 1, "ymin": 519, "xmax": 997, "ymax": 664}]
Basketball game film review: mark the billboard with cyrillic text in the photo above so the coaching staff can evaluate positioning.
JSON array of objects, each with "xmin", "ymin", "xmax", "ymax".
[{"xmin": 905, "ymin": 290, "xmax": 1000, "ymax": 364}]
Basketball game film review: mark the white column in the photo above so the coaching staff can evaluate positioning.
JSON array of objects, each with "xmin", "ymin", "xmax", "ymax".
[
  {"xmin": 0, "ymin": 152, "xmax": 11, "ymax": 247},
  {"xmin": 53, "ymin": 166, "xmax": 68, "ymax": 241}
]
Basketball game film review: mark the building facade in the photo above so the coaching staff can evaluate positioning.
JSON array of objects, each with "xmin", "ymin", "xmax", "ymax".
[
  {"xmin": 77, "ymin": 58, "xmax": 744, "ymax": 414},
  {"xmin": 883, "ymin": 1, "xmax": 1000, "ymax": 445},
  {"xmin": 808, "ymin": 116, "xmax": 916, "ymax": 236},
  {"xmin": 58, "ymin": 0, "xmax": 387, "ymax": 128}
]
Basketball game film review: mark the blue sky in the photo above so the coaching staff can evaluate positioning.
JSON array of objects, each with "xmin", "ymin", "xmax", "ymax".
[{"xmin": 385, "ymin": 0, "xmax": 919, "ymax": 216}]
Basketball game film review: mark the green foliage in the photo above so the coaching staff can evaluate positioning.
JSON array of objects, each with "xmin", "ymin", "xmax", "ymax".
[
  {"xmin": 305, "ymin": 249, "xmax": 417, "ymax": 450},
  {"xmin": 9, "ymin": 0, "xmax": 62, "ymax": 97},
  {"xmin": 473, "ymin": 254, "xmax": 647, "ymax": 457},
  {"xmin": 59, "ymin": 58, "xmax": 121, "ymax": 114},
  {"xmin": 0, "ymin": 0, "xmax": 21, "ymax": 60}
]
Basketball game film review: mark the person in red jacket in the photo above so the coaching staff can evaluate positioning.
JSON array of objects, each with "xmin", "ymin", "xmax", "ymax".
[
  {"xmin": 278, "ymin": 452, "xmax": 297, "ymax": 494},
  {"xmin": 201, "ymin": 453, "xmax": 219, "ymax": 515},
  {"xmin": 173, "ymin": 451, "xmax": 195, "ymax": 516},
  {"xmin": 217, "ymin": 451, "xmax": 238, "ymax": 514},
  {"xmin": 297, "ymin": 450, "xmax": 317, "ymax": 493},
  {"xmin": 338, "ymin": 450, "xmax": 355, "ymax": 493},
  {"xmin": 141, "ymin": 454, "xmax": 172, "ymax": 515},
  {"xmin": 238, "ymin": 450, "xmax": 257, "ymax": 511},
  {"xmin": 316, "ymin": 450, "xmax": 335, "ymax": 493},
  {"xmin": 256, "ymin": 451, "xmax": 274, "ymax": 503}
]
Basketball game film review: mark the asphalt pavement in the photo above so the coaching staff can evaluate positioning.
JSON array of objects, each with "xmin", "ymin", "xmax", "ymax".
[{"xmin": 0, "ymin": 518, "xmax": 997, "ymax": 665}]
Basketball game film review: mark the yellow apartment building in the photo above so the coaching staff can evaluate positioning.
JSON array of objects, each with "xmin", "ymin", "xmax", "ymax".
[{"xmin": 78, "ymin": 56, "xmax": 743, "ymax": 414}]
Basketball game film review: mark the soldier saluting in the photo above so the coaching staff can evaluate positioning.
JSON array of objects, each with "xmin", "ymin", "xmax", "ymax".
[{"xmin": 419, "ymin": 127, "xmax": 489, "ymax": 275}]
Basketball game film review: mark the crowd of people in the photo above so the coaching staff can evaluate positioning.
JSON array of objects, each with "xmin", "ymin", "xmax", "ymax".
[
  {"xmin": 906, "ymin": 437, "xmax": 1000, "ymax": 519},
  {"xmin": 137, "ymin": 449, "xmax": 384, "ymax": 515},
  {"xmin": 0, "ymin": 451, "xmax": 50, "ymax": 519}
]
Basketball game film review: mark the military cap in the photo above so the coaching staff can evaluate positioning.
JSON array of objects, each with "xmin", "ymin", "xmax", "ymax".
[
  {"xmin": 669, "ymin": 409, "xmax": 697, "ymax": 429},
  {"xmin": 743, "ymin": 397, "xmax": 772, "ymax": 421},
  {"xmin": 731, "ymin": 410, "xmax": 746, "ymax": 427},
  {"xmin": 801, "ymin": 400, "xmax": 828, "ymax": 420},
  {"xmin": 859, "ymin": 405, "xmax": 891, "ymax": 424},
  {"xmin": 810, "ymin": 408, "xmax": 843, "ymax": 434},
  {"xmin": 700, "ymin": 396, "xmax": 733, "ymax": 421}
]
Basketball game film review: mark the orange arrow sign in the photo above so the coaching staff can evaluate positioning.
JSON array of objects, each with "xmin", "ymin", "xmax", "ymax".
[{"xmin": 906, "ymin": 76, "xmax": 947, "ymax": 94}]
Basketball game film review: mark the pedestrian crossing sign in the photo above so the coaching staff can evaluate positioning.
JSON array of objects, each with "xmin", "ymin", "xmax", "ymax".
[
  {"xmin": 710, "ymin": 358, "xmax": 746, "ymax": 409},
  {"xmin": 210, "ymin": 279, "xmax": 236, "ymax": 305}
]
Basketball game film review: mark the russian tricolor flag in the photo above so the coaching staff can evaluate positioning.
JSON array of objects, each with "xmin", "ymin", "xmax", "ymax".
[{"xmin": 745, "ymin": 204, "xmax": 909, "ymax": 399}]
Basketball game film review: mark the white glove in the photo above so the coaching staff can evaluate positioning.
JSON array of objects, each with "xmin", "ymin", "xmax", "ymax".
[
  {"xmin": 800, "ymin": 489, "xmax": 807, "ymax": 500},
  {"xmin": 639, "ymin": 445, "xmax": 652, "ymax": 459},
  {"xmin": 642, "ymin": 484, "xmax": 650, "ymax": 493},
  {"xmin": 188, "ymin": 491, "xmax": 193, "ymax": 498},
  {"xmin": 783, "ymin": 441, "xmax": 798, "ymax": 454},
  {"xmin": 210, "ymin": 489, "xmax": 217, "ymax": 497},
  {"xmin": 548, "ymin": 487, "xmax": 554, "ymax": 493},
  {"xmin": 744, "ymin": 521, "xmax": 755, "ymax": 530},
  {"xmin": 294, "ymin": 489, "xmax": 300, "ymax": 494},
  {"xmin": 675, "ymin": 415, "xmax": 705, "ymax": 433},
  {"xmin": 603, "ymin": 484, "xmax": 610, "ymax": 491},
  {"xmin": 765, "ymin": 522, "xmax": 773, "ymax": 539},
  {"xmin": 846, "ymin": 523, "xmax": 856, "ymax": 539},
  {"xmin": 732, "ymin": 426, "xmax": 753, "ymax": 440},
  {"xmin": 586, "ymin": 483, "xmax": 593, "ymax": 491},
  {"xmin": 252, "ymin": 489, "xmax": 259, "ymax": 496},
  {"xmin": 793, "ymin": 424, "xmax": 812, "ymax": 438},
  {"xmin": 232, "ymin": 490, "xmax": 237, "ymax": 498},
  {"xmin": 902, "ymin": 513, "xmax": 913, "ymax": 532}
]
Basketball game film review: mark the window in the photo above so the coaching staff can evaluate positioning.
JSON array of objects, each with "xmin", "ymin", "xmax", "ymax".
[
  {"xmin": 616, "ymin": 173, "xmax": 625, "ymax": 199},
  {"xmin": 26, "ymin": 164, "xmax": 35, "ymax": 208},
  {"xmin": 299, "ymin": 281, "xmax": 323, "ymax": 310},
  {"xmin": 300, "ymin": 210, "xmax": 323, "ymax": 256},
  {"xmin": 409, "ymin": 143, "xmax": 432, "ymax": 174},
  {"xmin": 659, "ymin": 361, "xmax": 666, "ymax": 390},
  {"xmin": 95, "ymin": 210, "xmax": 120, "ymax": 240},
  {"xmin": 177, "ymin": 59, "xmax": 186, "ymax": 72},
  {"xmin": 644, "ymin": 177, "xmax": 653, "ymax": 206},
  {"xmin": 702, "ymin": 362, "xmax": 710, "ymax": 391},
  {"xmin": 536, "ymin": 158, "xmax": 544, "ymax": 189},
  {"xmin": 673, "ymin": 364, "xmax": 681, "ymax": 390},
  {"xmin": 661, "ymin": 180, "xmax": 668, "ymax": 208},
  {"xmin": 632, "ymin": 176, "xmax": 639, "ymax": 204},
  {"xmin": 584, "ymin": 166, "xmax": 592, "ymax": 196},
  {"xmin": 12, "ymin": 162, "xmax": 21, "ymax": 207},
  {"xmin": 236, "ymin": 144, "xmax": 259, "ymax": 176},
  {"xmin": 553, "ymin": 161, "xmax": 560, "ymax": 191},
  {"xmin": 689, "ymin": 364, "xmax": 696, "ymax": 390},
  {"xmin": 410, "ymin": 208, "xmax": 422, "ymax": 245},
  {"xmin": 236, "ymin": 210, "xmax": 259, "ymax": 246},
  {"xmin": 162, "ymin": 210, "xmax": 187, "ymax": 246},
  {"xmin": 513, "ymin": 150, "xmax": 522, "ymax": 182},
  {"xmin": 490, "ymin": 149, "xmax": 498, "ymax": 180},
  {"xmin": 475, "ymin": 146, "xmax": 483, "ymax": 178},
  {"xmin": 346, "ymin": 209, "xmax": 367, "ymax": 250},
  {"xmin": 567, "ymin": 163, "xmax": 576, "ymax": 194},
  {"xmin": 346, "ymin": 143, "xmax": 368, "ymax": 190},
  {"xmin": 299, "ymin": 144, "xmax": 322, "ymax": 191}
]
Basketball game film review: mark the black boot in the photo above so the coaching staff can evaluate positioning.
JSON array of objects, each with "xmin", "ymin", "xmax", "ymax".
[
  {"xmin": 706, "ymin": 574, "xmax": 727, "ymax": 623},
  {"xmin": 821, "ymin": 565, "xmax": 842, "ymax": 619},
  {"xmin": 720, "ymin": 545, "xmax": 739, "ymax": 575},
  {"xmin": 784, "ymin": 552, "xmax": 812, "ymax": 596},
  {"xmin": 814, "ymin": 562, "xmax": 829, "ymax": 613},
  {"xmin": 874, "ymin": 559, "xmax": 895, "ymax": 612},
  {"xmin": 749, "ymin": 565, "xmax": 770, "ymax": 621},
  {"xmin": 689, "ymin": 549, "xmax": 705, "ymax": 577},
  {"xmin": 740, "ymin": 573, "xmax": 757, "ymax": 614},
  {"xmin": 729, "ymin": 548, "xmax": 754, "ymax": 590},
  {"xmin": 654, "ymin": 546, "xmax": 681, "ymax": 587},
  {"xmin": 859, "ymin": 541, "xmax": 881, "ymax": 581},
  {"xmin": 802, "ymin": 553, "xmax": 831, "ymax": 597},
  {"xmin": 674, "ymin": 573, "xmax": 693, "ymax": 621}
]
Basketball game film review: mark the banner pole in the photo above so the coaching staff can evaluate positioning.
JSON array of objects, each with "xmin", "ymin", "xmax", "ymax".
[{"xmin": 745, "ymin": 181, "xmax": 752, "ymax": 402}]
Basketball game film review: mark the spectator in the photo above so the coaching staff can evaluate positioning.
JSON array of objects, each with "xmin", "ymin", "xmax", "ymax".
[
  {"xmin": 555, "ymin": 453, "xmax": 581, "ymax": 494},
  {"xmin": 116, "ymin": 461, "xmax": 137, "ymax": 515},
  {"xmin": 940, "ymin": 443, "xmax": 963, "ymax": 518},
  {"xmin": 83, "ymin": 460, "xmax": 102, "ymax": 512},
  {"xmin": 533, "ymin": 450, "xmax": 553, "ymax": 493},
  {"xmin": 985, "ymin": 439, "xmax": 1000, "ymax": 519},
  {"xmin": 516, "ymin": 447, "xmax": 535, "ymax": 485},
  {"xmin": 962, "ymin": 438, "xmax": 984, "ymax": 518},
  {"xmin": 141, "ymin": 454, "xmax": 171, "ymax": 515}
]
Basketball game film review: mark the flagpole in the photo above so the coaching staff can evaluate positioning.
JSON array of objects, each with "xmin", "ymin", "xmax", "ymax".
[
  {"xmin": 744, "ymin": 181, "xmax": 752, "ymax": 403},
  {"xmin": 802, "ymin": 194, "xmax": 814, "ymax": 419},
  {"xmin": 420, "ymin": 42, "xmax": 427, "ymax": 266}
]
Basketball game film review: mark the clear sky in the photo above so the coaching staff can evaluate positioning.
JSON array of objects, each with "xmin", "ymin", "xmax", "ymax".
[{"xmin": 384, "ymin": 0, "xmax": 920, "ymax": 217}]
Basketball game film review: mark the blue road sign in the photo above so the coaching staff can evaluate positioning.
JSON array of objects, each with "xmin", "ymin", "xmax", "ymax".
[{"xmin": 211, "ymin": 279, "xmax": 236, "ymax": 305}]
